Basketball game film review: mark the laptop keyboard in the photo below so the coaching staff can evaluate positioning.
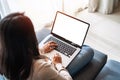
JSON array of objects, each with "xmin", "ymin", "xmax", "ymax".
[{"xmin": 45, "ymin": 36, "xmax": 76, "ymax": 57}]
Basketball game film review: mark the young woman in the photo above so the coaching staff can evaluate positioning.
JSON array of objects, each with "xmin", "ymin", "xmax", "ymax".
[{"xmin": 0, "ymin": 13, "xmax": 72, "ymax": 80}]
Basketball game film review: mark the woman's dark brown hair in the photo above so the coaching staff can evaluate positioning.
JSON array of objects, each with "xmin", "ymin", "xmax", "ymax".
[{"xmin": 0, "ymin": 12, "xmax": 40, "ymax": 80}]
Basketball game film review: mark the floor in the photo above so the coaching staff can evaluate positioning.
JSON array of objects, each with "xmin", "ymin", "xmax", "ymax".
[{"xmin": 75, "ymin": 9, "xmax": 120, "ymax": 62}]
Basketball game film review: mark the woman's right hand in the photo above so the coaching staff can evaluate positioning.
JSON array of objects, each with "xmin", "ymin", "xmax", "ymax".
[
  {"xmin": 52, "ymin": 53, "xmax": 62, "ymax": 65},
  {"xmin": 42, "ymin": 41, "xmax": 58, "ymax": 53}
]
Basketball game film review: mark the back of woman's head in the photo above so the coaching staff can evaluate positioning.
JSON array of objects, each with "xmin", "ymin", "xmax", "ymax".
[{"xmin": 0, "ymin": 12, "xmax": 40, "ymax": 80}]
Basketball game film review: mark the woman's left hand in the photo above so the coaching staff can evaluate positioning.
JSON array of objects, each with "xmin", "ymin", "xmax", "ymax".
[
  {"xmin": 42, "ymin": 41, "xmax": 58, "ymax": 53},
  {"xmin": 52, "ymin": 53, "xmax": 62, "ymax": 64}
]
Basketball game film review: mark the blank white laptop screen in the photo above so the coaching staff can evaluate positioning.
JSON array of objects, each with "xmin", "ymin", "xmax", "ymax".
[{"xmin": 52, "ymin": 12, "xmax": 89, "ymax": 46}]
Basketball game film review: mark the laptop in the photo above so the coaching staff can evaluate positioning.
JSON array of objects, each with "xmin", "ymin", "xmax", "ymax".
[{"xmin": 39, "ymin": 11, "xmax": 90, "ymax": 67}]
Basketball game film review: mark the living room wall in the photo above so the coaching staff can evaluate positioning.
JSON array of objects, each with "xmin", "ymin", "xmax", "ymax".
[{"xmin": 0, "ymin": 0, "xmax": 89, "ymax": 31}]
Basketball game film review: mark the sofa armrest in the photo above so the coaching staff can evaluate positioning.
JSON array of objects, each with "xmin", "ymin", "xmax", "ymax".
[
  {"xmin": 95, "ymin": 60, "xmax": 120, "ymax": 80},
  {"xmin": 36, "ymin": 28, "xmax": 50, "ymax": 43}
]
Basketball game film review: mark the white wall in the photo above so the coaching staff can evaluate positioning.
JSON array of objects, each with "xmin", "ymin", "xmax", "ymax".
[
  {"xmin": 6, "ymin": 0, "xmax": 64, "ymax": 30},
  {"xmin": 1, "ymin": 0, "xmax": 88, "ymax": 30}
]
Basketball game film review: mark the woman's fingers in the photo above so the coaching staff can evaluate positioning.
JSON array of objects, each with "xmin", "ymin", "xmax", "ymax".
[
  {"xmin": 49, "ymin": 41, "xmax": 58, "ymax": 47},
  {"xmin": 43, "ymin": 41, "xmax": 58, "ymax": 53}
]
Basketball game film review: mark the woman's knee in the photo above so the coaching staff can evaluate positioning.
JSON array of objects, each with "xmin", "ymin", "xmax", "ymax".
[{"xmin": 67, "ymin": 45, "xmax": 94, "ymax": 77}]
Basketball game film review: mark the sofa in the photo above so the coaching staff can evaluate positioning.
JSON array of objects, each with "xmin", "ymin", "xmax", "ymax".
[{"xmin": 36, "ymin": 28, "xmax": 120, "ymax": 80}]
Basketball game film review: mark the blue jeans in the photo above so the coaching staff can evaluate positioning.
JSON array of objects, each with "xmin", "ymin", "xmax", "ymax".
[{"xmin": 67, "ymin": 45, "xmax": 94, "ymax": 77}]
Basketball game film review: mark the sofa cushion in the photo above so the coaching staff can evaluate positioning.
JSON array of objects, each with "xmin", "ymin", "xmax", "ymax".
[
  {"xmin": 95, "ymin": 60, "xmax": 120, "ymax": 80},
  {"xmin": 0, "ymin": 75, "xmax": 4, "ymax": 80},
  {"xmin": 0, "ymin": 74, "xmax": 7, "ymax": 80}
]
